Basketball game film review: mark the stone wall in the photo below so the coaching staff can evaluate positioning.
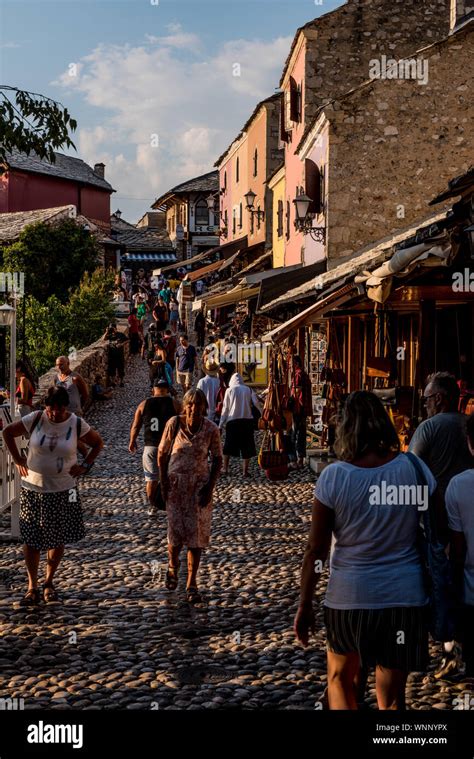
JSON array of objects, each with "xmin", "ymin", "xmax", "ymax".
[
  {"xmin": 303, "ymin": 0, "xmax": 451, "ymax": 127},
  {"xmin": 33, "ymin": 321, "xmax": 129, "ymax": 410},
  {"xmin": 327, "ymin": 22, "xmax": 473, "ymax": 259}
]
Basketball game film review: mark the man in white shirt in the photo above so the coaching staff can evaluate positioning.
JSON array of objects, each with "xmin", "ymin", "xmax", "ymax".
[
  {"xmin": 197, "ymin": 363, "xmax": 220, "ymax": 422},
  {"xmin": 219, "ymin": 370, "xmax": 262, "ymax": 476}
]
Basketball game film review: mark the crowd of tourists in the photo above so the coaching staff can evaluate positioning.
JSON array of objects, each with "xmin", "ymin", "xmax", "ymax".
[{"xmin": 2, "ymin": 275, "xmax": 474, "ymax": 711}]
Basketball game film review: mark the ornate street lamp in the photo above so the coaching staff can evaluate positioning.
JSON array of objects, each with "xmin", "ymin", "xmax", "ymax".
[
  {"xmin": 293, "ymin": 192, "xmax": 326, "ymax": 244},
  {"xmin": 244, "ymin": 189, "xmax": 265, "ymax": 223}
]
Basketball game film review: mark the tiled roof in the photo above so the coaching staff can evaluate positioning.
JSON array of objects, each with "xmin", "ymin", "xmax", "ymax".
[
  {"xmin": 113, "ymin": 227, "xmax": 174, "ymax": 252},
  {"xmin": 152, "ymin": 171, "xmax": 218, "ymax": 208},
  {"xmin": 5, "ymin": 149, "xmax": 115, "ymax": 192},
  {"xmin": 110, "ymin": 213, "xmax": 137, "ymax": 231},
  {"xmin": 0, "ymin": 205, "xmax": 77, "ymax": 243}
]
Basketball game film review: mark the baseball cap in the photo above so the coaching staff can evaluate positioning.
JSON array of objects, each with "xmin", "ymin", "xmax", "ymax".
[{"xmin": 153, "ymin": 378, "xmax": 169, "ymax": 389}]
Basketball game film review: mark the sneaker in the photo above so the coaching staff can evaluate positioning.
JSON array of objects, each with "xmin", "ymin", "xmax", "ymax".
[{"xmin": 434, "ymin": 647, "xmax": 464, "ymax": 679}]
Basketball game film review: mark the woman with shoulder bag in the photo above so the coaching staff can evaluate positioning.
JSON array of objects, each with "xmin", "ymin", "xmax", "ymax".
[{"xmin": 2, "ymin": 386, "xmax": 103, "ymax": 605}]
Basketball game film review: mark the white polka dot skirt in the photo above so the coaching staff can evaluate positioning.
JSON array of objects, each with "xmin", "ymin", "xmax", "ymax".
[{"xmin": 20, "ymin": 487, "xmax": 86, "ymax": 551}]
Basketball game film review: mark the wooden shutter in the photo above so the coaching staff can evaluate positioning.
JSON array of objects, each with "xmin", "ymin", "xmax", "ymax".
[
  {"xmin": 290, "ymin": 77, "xmax": 299, "ymax": 123},
  {"xmin": 305, "ymin": 159, "xmax": 321, "ymax": 215}
]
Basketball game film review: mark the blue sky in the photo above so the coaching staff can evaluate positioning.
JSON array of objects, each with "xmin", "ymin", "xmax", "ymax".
[{"xmin": 1, "ymin": 0, "xmax": 344, "ymax": 222}]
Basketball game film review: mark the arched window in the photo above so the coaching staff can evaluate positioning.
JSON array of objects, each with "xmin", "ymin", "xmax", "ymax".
[
  {"xmin": 239, "ymin": 202, "xmax": 243, "ymax": 228},
  {"xmin": 195, "ymin": 197, "xmax": 209, "ymax": 226},
  {"xmin": 236, "ymin": 157, "xmax": 240, "ymax": 183},
  {"xmin": 253, "ymin": 148, "xmax": 258, "ymax": 177},
  {"xmin": 224, "ymin": 171, "xmax": 227, "ymax": 192}
]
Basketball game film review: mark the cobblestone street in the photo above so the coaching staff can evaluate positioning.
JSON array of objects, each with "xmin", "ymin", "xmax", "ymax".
[{"xmin": 0, "ymin": 356, "xmax": 471, "ymax": 711}]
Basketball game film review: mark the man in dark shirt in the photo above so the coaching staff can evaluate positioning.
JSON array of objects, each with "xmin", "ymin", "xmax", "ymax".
[
  {"xmin": 409, "ymin": 371, "xmax": 473, "ymax": 677},
  {"xmin": 175, "ymin": 334, "xmax": 197, "ymax": 392},
  {"xmin": 129, "ymin": 379, "xmax": 181, "ymax": 514}
]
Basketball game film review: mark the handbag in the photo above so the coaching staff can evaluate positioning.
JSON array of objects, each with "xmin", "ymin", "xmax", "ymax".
[
  {"xmin": 258, "ymin": 431, "xmax": 288, "ymax": 471},
  {"xmin": 405, "ymin": 452, "xmax": 458, "ymax": 642}
]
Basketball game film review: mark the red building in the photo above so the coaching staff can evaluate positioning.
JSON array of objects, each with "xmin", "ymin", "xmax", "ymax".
[{"xmin": 0, "ymin": 149, "xmax": 115, "ymax": 229}]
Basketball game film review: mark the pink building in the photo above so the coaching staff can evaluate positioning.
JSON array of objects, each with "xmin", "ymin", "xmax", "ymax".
[{"xmin": 279, "ymin": 0, "xmax": 450, "ymax": 267}]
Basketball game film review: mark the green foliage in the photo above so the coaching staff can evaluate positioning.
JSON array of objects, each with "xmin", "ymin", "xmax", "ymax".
[
  {"xmin": 65, "ymin": 269, "xmax": 115, "ymax": 348},
  {"xmin": 25, "ymin": 269, "xmax": 116, "ymax": 376},
  {"xmin": 0, "ymin": 86, "xmax": 76, "ymax": 170},
  {"xmin": 2, "ymin": 219, "xmax": 100, "ymax": 303},
  {"xmin": 25, "ymin": 296, "xmax": 69, "ymax": 376}
]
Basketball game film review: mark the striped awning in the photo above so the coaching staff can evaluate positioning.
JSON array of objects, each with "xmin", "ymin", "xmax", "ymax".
[{"xmin": 122, "ymin": 253, "xmax": 176, "ymax": 263}]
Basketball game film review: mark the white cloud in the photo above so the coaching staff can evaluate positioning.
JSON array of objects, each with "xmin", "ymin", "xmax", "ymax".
[
  {"xmin": 1, "ymin": 42, "xmax": 21, "ymax": 49},
  {"xmin": 54, "ymin": 30, "xmax": 291, "ymax": 221}
]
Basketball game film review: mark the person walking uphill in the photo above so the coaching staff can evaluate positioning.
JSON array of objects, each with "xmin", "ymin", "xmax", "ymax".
[
  {"xmin": 219, "ymin": 369, "xmax": 262, "ymax": 477},
  {"xmin": 129, "ymin": 379, "xmax": 181, "ymax": 515},
  {"xmin": 2, "ymin": 386, "xmax": 104, "ymax": 606},
  {"xmin": 294, "ymin": 391, "xmax": 436, "ymax": 711},
  {"xmin": 54, "ymin": 356, "xmax": 89, "ymax": 416},
  {"xmin": 158, "ymin": 389, "xmax": 222, "ymax": 603}
]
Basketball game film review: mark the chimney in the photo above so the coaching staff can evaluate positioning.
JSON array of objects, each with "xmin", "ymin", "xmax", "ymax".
[
  {"xmin": 450, "ymin": 0, "xmax": 474, "ymax": 31},
  {"xmin": 94, "ymin": 162, "xmax": 105, "ymax": 178},
  {"xmin": 115, "ymin": 209, "xmax": 122, "ymax": 219}
]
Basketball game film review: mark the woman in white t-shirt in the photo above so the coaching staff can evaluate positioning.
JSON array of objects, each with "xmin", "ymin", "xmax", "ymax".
[
  {"xmin": 294, "ymin": 391, "xmax": 436, "ymax": 710},
  {"xmin": 3, "ymin": 386, "xmax": 103, "ymax": 606}
]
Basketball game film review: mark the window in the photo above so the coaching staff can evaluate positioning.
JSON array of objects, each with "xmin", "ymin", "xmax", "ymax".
[
  {"xmin": 253, "ymin": 147, "xmax": 258, "ymax": 177},
  {"xmin": 195, "ymin": 197, "xmax": 209, "ymax": 226},
  {"xmin": 257, "ymin": 206, "xmax": 261, "ymax": 230},
  {"xmin": 236, "ymin": 157, "xmax": 240, "ymax": 183},
  {"xmin": 285, "ymin": 201, "xmax": 290, "ymax": 240},
  {"xmin": 250, "ymin": 209, "xmax": 255, "ymax": 235},
  {"xmin": 232, "ymin": 208, "xmax": 237, "ymax": 235},
  {"xmin": 305, "ymin": 159, "xmax": 322, "ymax": 215},
  {"xmin": 277, "ymin": 199, "xmax": 284, "ymax": 238},
  {"xmin": 239, "ymin": 202, "xmax": 243, "ymax": 228},
  {"xmin": 224, "ymin": 209, "xmax": 228, "ymax": 230},
  {"xmin": 224, "ymin": 171, "xmax": 227, "ymax": 192},
  {"xmin": 213, "ymin": 198, "xmax": 220, "ymax": 227},
  {"xmin": 290, "ymin": 77, "xmax": 302, "ymax": 123}
]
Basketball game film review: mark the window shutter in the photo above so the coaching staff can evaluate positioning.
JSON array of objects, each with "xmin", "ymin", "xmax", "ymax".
[
  {"xmin": 280, "ymin": 95, "xmax": 289, "ymax": 143},
  {"xmin": 305, "ymin": 159, "xmax": 322, "ymax": 215},
  {"xmin": 284, "ymin": 89, "xmax": 292, "ymax": 132},
  {"xmin": 290, "ymin": 77, "xmax": 299, "ymax": 123}
]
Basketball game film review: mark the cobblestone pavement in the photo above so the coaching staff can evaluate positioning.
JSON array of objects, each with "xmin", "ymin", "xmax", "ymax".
[{"xmin": 0, "ymin": 354, "xmax": 472, "ymax": 711}]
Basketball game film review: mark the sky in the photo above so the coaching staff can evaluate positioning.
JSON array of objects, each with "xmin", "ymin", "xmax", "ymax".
[{"xmin": 0, "ymin": 0, "xmax": 344, "ymax": 223}]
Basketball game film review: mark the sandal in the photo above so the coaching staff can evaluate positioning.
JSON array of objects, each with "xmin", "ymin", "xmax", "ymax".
[
  {"xmin": 19, "ymin": 588, "xmax": 41, "ymax": 606},
  {"xmin": 165, "ymin": 562, "xmax": 180, "ymax": 590},
  {"xmin": 42, "ymin": 584, "xmax": 60, "ymax": 603},
  {"xmin": 186, "ymin": 586, "xmax": 202, "ymax": 603}
]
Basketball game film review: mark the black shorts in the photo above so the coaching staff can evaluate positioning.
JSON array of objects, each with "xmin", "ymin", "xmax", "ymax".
[
  {"xmin": 223, "ymin": 419, "xmax": 256, "ymax": 459},
  {"xmin": 324, "ymin": 606, "xmax": 429, "ymax": 672}
]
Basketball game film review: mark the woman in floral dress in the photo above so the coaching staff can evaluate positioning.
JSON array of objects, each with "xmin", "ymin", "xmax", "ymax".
[{"xmin": 158, "ymin": 388, "xmax": 222, "ymax": 602}]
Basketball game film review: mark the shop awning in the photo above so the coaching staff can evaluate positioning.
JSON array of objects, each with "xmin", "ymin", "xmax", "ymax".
[
  {"xmin": 218, "ymin": 249, "xmax": 242, "ymax": 271},
  {"xmin": 203, "ymin": 285, "xmax": 259, "ymax": 309},
  {"xmin": 235, "ymin": 251, "xmax": 272, "ymax": 277},
  {"xmin": 261, "ymin": 284, "xmax": 357, "ymax": 344},
  {"xmin": 123, "ymin": 252, "xmax": 176, "ymax": 263},
  {"xmin": 186, "ymin": 259, "xmax": 223, "ymax": 281},
  {"xmin": 153, "ymin": 248, "xmax": 213, "ymax": 275},
  {"xmin": 257, "ymin": 260, "xmax": 325, "ymax": 312}
]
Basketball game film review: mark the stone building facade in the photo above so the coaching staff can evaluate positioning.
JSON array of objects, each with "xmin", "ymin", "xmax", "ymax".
[
  {"xmin": 298, "ymin": 16, "xmax": 473, "ymax": 261},
  {"xmin": 280, "ymin": 0, "xmax": 451, "ymax": 266}
]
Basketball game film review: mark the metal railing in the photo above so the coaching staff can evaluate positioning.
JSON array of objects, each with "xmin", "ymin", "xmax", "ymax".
[{"xmin": 0, "ymin": 405, "xmax": 22, "ymax": 539}]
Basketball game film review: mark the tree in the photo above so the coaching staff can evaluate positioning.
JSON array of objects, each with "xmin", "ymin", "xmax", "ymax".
[
  {"xmin": 25, "ymin": 269, "xmax": 116, "ymax": 376},
  {"xmin": 2, "ymin": 218, "xmax": 101, "ymax": 303},
  {"xmin": 0, "ymin": 86, "xmax": 76, "ymax": 171},
  {"xmin": 65, "ymin": 269, "xmax": 115, "ymax": 348}
]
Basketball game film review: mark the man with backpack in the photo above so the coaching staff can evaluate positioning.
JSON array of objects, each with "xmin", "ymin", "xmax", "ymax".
[{"xmin": 129, "ymin": 379, "xmax": 181, "ymax": 515}]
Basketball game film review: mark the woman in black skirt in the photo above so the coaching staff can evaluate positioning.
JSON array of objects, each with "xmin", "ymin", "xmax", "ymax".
[{"xmin": 3, "ymin": 386, "xmax": 104, "ymax": 605}]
